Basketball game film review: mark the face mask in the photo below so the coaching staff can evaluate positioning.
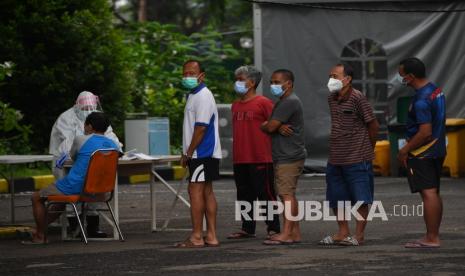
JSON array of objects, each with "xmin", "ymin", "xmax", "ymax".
[
  {"xmin": 327, "ymin": 78, "xmax": 343, "ymax": 93},
  {"xmin": 270, "ymin": 84, "xmax": 285, "ymax": 97},
  {"xmin": 395, "ymin": 73, "xmax": 408, "ymax": 86},
  {"xmin": 182, "ymin": 77, "xmax": 199, "ymax": 90},
  {"xmin": 234, "ymin": 81, "xmax": 248, "ymax": 95},
  {"xmin": 76, "ymin": 109, "xmax": 94, "ymax": 122}
]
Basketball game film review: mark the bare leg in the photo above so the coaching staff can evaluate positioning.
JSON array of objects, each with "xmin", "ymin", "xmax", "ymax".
[
  {"xmin": 271, "ymin": 194, "xmax": 298, "ymax": 242},
  {"xmin": 31, "ymin": 192, "xmax": 64, "ymax": 241},
  {"xmin": 187, "ymin": 182, "xmax": 205, "ymax": 245},
  {"xmin": 289, "ymin": 195, "xmax": 301, "ymax": 242},
  {"xmin": 333, "ymin": 208, "xmax": 350, "ymax": 241},
  {"xmin": 203, "ymin": 181, "xmax": 219, "ymax": 245},
  {"xmin": 31, "ymin": 192, "xmax": 47, "ymax": 241},
  {"xmin": 354, "ymin": 204, "xmax": 369, "ymax": 243},
  {"xmin": 47, "ymin": 205, "xmax": 65, "ymax": 224},
  {"xmin": 420, "ymin": 188, "xmax": 442, "ymax": 245}
]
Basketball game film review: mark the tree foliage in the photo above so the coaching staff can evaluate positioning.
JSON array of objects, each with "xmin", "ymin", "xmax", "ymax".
[
  {"xmin": 0, "ymin": 0, "xmax": 253, "ymax": 153},
  {"xmin": 118, "ymin": 0, "xmax": 252, "ymax": 34},
  {"xmin": 0, "ymin": 62, "xmax": 32, "ymax": 154},
  {"xmin": 0, "ymin": 0, "xmax": 133, "ymax": 152},
  {"xmin": 125, "ymin": 22, "xmax": 243, "ymax": 149}
]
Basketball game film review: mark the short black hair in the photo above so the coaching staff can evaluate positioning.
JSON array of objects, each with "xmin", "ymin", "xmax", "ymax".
[
  {"xmin": 273, "ymin": 69, "xmax": 295, "ymax": 86},
  {"xmin": 85, "ymin": 112, "xmax": 110, "ymax": 133},
  {"xmin": 336, "ymin": 63, "xmax": 354, "ymax": 82},
  {"xmin": 183, "ymin": 59, "xmax": 205, "ymax": 73},
  {"xmin": 400, "ymin": 57, "xmax": 426, "ymax": 78}
]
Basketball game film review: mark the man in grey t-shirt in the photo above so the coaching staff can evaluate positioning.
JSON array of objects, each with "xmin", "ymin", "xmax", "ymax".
[
  {"xmin": 261, "ymin": 69, "xmax": 306, "ymax": 245},
  {"xmin": 270, "ymin": 92, "xmax": 306, "ymax": 163}
]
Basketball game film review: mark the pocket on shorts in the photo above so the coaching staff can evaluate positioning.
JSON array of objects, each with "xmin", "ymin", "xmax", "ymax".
[{"xmin": 345, "ymin": 161, "xmax": 370, "ymax": 173}]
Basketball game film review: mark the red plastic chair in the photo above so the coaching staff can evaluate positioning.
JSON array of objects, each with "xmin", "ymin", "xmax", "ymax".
[{"xmin": 45, "ymin": 149, "xmax": 124, "ymax": 244}]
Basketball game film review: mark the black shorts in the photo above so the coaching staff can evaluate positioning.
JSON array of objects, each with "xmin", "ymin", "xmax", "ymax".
[
  {"xmin": 407, "ymin": 157, "xmax": 444, "ymax": 193},
  {"xmin": 188, "ymin": 158, "xmax": 220, "ymax": 183}
]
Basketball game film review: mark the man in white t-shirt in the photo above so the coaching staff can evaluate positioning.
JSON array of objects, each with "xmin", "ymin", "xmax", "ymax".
[{"xmin": 175, "ymin": 60, "xmax": 222, "ymax": 248}]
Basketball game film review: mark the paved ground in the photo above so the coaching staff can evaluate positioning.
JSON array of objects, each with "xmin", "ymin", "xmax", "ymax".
[{"xmin": 1, "ymin": 176, "xmax": 465, "ymax": 275}]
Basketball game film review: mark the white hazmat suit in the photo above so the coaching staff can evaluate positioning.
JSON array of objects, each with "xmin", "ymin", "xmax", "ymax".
[
  {"xmin": 48, "ymin": 91, "xmax": 122, "ymax": 238},
  {"xmin": 49, "ymin": 91, "xmax": 122, "ymax": 179}
]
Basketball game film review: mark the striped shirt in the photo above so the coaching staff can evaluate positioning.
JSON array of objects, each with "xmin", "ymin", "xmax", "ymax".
[{"xmin": 328, "ymin": 88, "xmax": 376, "ymax": 165}]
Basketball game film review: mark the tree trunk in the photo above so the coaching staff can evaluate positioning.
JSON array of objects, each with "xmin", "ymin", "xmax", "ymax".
[{"xmin": 138, "ymin": 0, "xmax": 146, "ymax": 22}]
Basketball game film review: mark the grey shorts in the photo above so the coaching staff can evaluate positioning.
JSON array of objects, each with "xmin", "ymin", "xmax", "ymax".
[{"xmin": 39, "ymin": 183, "xmax": 63, "ymax": 198}]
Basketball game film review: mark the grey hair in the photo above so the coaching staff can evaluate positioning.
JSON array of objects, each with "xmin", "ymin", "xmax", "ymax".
[{"xmin": 234, "ymin": 65, "xmax": 262, "ymax": 89}]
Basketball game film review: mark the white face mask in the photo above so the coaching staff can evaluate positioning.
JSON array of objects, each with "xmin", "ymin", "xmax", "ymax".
[
  {"xmin": 76, "ymin": 109, "xmax": 94, "ymax": 122},
  {"xmin": 327, "ymin": 78, "xmax": 343, "ymax": 93}
]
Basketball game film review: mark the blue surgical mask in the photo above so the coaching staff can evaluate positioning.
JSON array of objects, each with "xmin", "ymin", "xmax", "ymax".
[
  {"xmin": 395, "ymin": 73, "xmax": 408, "ymax": 86},
  {"xmin": 270, "ymin": 84, "xmax": 285, "ymax": 97},
  {"xmin": 182, "ymin": 77, "xmax": 199, "ymax": 90},
  {"xmin": 234, "ymin": 81, "xmax": 248, "ymax": 95}
]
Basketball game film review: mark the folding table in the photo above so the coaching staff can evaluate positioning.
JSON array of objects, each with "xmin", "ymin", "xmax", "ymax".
[{"xmin": 64, "ymin": 155, "xmax": 191, "ymax": 240}]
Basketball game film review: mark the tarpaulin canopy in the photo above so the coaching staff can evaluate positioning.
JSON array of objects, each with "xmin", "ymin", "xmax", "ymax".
[
  {"xmin": 251, "ymin": 0, "xmax": 453, "ymax": 4},
  {"xmin": 253, "ymin": 0, "xmax": 465, "ymax": 169}
]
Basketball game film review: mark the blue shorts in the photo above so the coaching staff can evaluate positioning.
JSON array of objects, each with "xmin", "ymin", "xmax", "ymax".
[{"xmin": 326, "ymin": 161, "xmax": 374, "ymax": 209}]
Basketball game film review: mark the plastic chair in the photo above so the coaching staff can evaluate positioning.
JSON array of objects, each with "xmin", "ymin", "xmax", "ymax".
[{"xmin": 44, "ymin": 149, "xmax": 124, "ymax": 244}]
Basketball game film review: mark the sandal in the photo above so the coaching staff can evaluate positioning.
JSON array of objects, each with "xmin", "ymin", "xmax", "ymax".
[
  {"xmin": 339, "ymin": 236, "xmax": 360, "ymax": 246},
  {"xmin": 266, "ymin": 230, "xmax": 279, "ymax": 240},
  {"xmin": 205, "ymin": 241, "xmax": 220, "ymax": 247},
  {"xmin": 174, "ymin": 239, "xmax": 204, "ymax": 248},
  {"xmin": 404, "ymin": 240, "xmax": 440, "ymax": 249},
  {"xmin": 202, "ymin": 236, "xmax": 220, "ymax": 247},
  {"xmin": 21, "ymin": 239, "xmax": 48, "ymax": 245},
  {"xmin": 227, "ymin": 231, "xmax": 256, "ymax": 239},
  {"xmin": 318, "ymin": 235, "xmax": 342, "ymax": 246}
]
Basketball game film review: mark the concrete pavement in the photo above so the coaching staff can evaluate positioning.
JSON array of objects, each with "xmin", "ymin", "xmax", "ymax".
[{"xmin": 1, "ymin": 176, "xmax": 465, "ymax": 275}]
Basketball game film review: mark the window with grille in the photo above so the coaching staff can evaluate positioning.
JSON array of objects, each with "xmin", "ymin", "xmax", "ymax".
[{"xmin": 340, "ymin": 38, "xmax": 388, "ymax": 138}]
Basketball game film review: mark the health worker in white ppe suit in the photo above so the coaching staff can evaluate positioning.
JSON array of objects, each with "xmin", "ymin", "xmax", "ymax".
[{"xmin": 49, "ymin": 91, "xmax": 122, "ymax": 238}]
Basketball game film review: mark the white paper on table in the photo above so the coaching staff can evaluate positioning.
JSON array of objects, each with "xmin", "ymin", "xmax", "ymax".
[
  {"xmin": 120, "ymin": 154, "xmax": 137, "ymax": 161},
  {"xmin": 133, "ymin": 153, "xmax": 159, "ymax": 160}
]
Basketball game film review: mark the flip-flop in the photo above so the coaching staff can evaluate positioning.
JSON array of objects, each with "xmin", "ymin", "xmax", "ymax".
[
  {"xmin": 339, "ymin": 236, "xmax": 360, "ymax": 246},
  {"xmin": 227, "ymin": 231, "xmax": 256, "ymax": 239},
  {"xmin": 202, "ymin": 236, "xmax": 220, "ymax": 247},
  {"xmin": 404, "ymin": 240, "xmax": 440, "ymax": 249},
  {"xmin": 205, "ymin": 241, "xmax": 220, "ymax": 247},
  {"xmin": 263, "ymin": 239, "xmax": 294, "ymax": 246},
  {"xmin": 21, "ymin": 239, "xmax": 48, "ymax": 245},
  {"xmin": 173, "ymin": 239, "xmax": 205, "ymax": 248},
  {"xmin": 318, "ymin": 235, "xmax": 342, "ymax": 246},
  {"xmin": 266, "ymin": 231, "xmax": 279, "ymax": 240}
]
